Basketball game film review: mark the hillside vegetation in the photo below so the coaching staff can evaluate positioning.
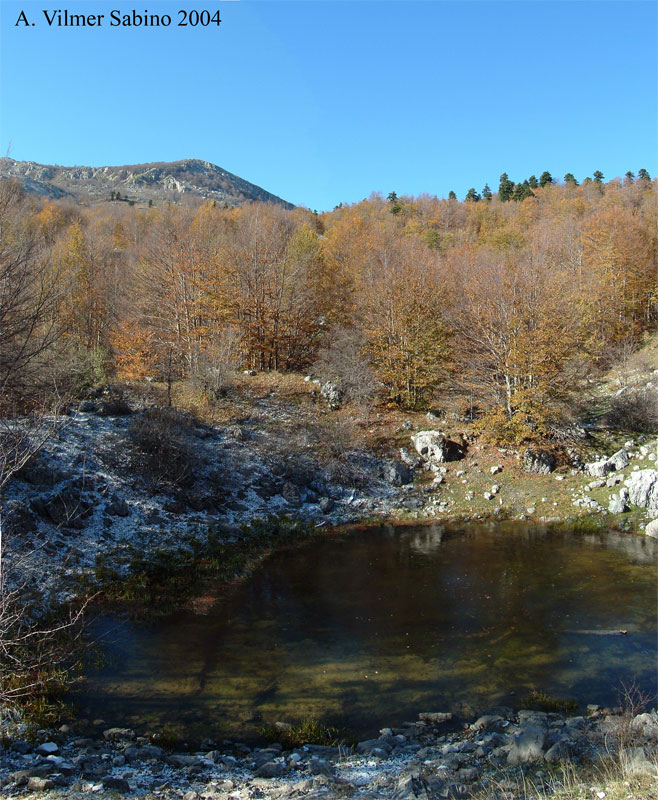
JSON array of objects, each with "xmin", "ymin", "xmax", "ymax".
[{"xmin": 0, "ymin": 170, "xmax": 655, "ymax": 448}]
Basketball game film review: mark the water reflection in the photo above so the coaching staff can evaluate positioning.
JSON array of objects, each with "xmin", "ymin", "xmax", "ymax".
[{"xmin": 79, "ymin": 523, "xmax": 657, "ymax": 740}]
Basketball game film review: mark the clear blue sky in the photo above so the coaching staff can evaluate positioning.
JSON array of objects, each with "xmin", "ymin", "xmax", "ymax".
[{"xmin": 1, "ymin": 1, "xmax": 656, "ymax": 210}]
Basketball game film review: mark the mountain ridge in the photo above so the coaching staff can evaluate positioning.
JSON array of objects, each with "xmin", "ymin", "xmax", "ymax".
[{"xmin": 0, "ymin": 157, "xmax": 294, "ymax": 208}]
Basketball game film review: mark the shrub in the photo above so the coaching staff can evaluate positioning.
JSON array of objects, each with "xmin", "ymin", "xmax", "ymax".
[
  {"xmin": 128, "ymin": 407, "xmax": 197, "ymax": 487},
  {"xmin": 314, "ymin": 327, "xmax": 378, "ymax": 407},
  {"xmin": 192, "ymin": 327, "xmax": 243, "ymax": 402},
  {"xmin": 605, "ymin": 388, "xmax": 658, "ymax": 433}
]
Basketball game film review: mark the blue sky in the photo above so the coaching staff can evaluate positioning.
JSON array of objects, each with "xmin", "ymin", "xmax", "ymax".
[{"xmin": 1, "ymin": 1, "xmax": 656, "ymax": 210}]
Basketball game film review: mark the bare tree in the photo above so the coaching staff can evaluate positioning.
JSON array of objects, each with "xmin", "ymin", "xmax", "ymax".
[
  {"xmin": 0, "ymin": 181, "xmax": 64, "ymax": 407},
  {"xmin": 0, "ymin": 181, "xmax": 85, "ymax": 712}
]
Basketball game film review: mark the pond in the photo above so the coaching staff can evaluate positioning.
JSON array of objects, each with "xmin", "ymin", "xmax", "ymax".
[{"xmin": 78, "ymin": 522, "xmax": 658, "ymax": 741}]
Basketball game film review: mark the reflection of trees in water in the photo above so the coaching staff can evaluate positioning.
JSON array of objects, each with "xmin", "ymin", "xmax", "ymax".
[{"xmin": 83, "ymin": 523, "xmax": 657, "ymax": 738}]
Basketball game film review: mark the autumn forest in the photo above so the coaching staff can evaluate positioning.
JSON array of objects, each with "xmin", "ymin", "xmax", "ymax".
[{"xmin": 2, "ymin": 171, "xmax": 656, "ymax": 444}]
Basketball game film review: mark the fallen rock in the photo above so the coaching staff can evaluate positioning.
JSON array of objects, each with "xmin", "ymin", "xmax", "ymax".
[
  {"xmin": 411, "ymin": 431, "xmax": 465, "ymax": 464},
  {"xmin": 523, "ymin": 449, "xmax": 556, "ymax": 475},
  {"xmin": 36, "ymin": 742, "xmax": 59, "ymax": 756},
  {"xmin": 631, "ymin": 711, "xmax": 658, "ymax": 740},
  {"xmin": 645, "ymin": 519, "xmax": 658, "ymax": 538},
  {"xmin": 622, "ymin": 745, "xmax": 658, "ymax": 776},
  {"xmin": 320, "ymin": 381, "xmax": 343, "ymax": 408},
  {"xmin": 27, "ymin": 777, "xmax": 54, "ymax": 791},
  {"xmin": 626, "ymin": 469, "xmax": 658, "ymax": 512},
  {"xmin": 255, "ymin": 760, "xmax": 286, "ymax": 778},
  {"xmin": 399, "ymin": 447, "xmax": 422, "ymax": 468},
  {"xmin": 608, "ymin": 494, "xmax": 628, "ymax": 514},
  {"xmin": 507, "ymin": 726, "xmax": 548, "ymax": 765},
  {"xmin": 357, "ymin": 738, "xmax": 392, "ymax": 756},
  {"xmin": 382, "ymin": 460, "xmax": 413, "ymax": 486},
  {"xmin": 102, "ymin": 775, "xmax": 131, "ymax": 792},
  {"xmin": 106, "ymin": 498, "xmax": 130, "ymax": 517}
]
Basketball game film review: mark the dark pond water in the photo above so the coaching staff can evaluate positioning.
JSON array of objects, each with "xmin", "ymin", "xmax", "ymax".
[{"xmin": 79, "ymin": 522, "xmax": 658, "ymax": 740}]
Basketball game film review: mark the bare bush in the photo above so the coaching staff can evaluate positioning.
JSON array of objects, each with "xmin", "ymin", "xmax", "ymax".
[
  {"xmin": 605, "ymin": 388, "xmax": 658, "ymax": 433},
  {"xmin": 0, "ymin": 584, "xmax": 87, "ymax": 713},
  {"xmin": 314, "ymin": 414, "xmax": 369, "ymax": 487},
  {"xmin": 193, "ymin": 326, "xmax": 242, "ymax": 400},
  {"xmin": 313, "ymin": 327, "xmax": 378, "ymax": 407},
  {"xmin": 128, "ymin": 407, "xmax": 197, "ymax": 487},
  {"xmin": 263, "ymin": 413, "xmax": 368, "ymax": 489},
  {"xmin": 0, "ymin": 412, "xmax": 87, "ymax": 718}
]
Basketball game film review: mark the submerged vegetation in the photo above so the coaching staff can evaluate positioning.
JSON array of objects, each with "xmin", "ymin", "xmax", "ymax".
[
  {"xmin": 521, "ymin": 689, "xmax": 579, "ymax": 714},
  {"xmin": 90, "ymin": 516, "xmax": 316, "ymax": 614},
  {"xmin": 259, "ymin": 717, "xmax": 351, "ymax": 748}
]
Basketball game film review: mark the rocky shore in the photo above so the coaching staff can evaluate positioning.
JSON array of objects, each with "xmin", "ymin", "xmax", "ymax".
[
  {"xmin": 4, "ymin": 396, "xmax": 657, "ymax": 608},
  {"xmin": 1, "ymin": 706, "xmax": 657, "ymax": 799},
  {"xmin": 2, "ymin": 388, "xmax": 658, "ymax": 799}
]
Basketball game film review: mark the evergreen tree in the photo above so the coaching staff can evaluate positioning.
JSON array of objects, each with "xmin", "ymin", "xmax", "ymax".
[
  {"xmin": 513, "ymin": 181, "xmax": 534, "ymax": 202},
  {"xmin": 637, "ymin": 168, "xmax": 651, "ymax": 181},
  {"xmin": 482, "ymin": 183, "xmax": 492, "ymax": 201},
  {"xmin": 624, "ymin": 171, "xmax": 635, "ymax": 185},
  {"xmin": 465, "ymin": 188, "xmax": 480, "ymax": 203},
  {"xmin": 498, "ymin": 173, "xmax": 515, "ymax": 202},
  {"xmin": 388, "ymin": 191, "xmax": 402, "ymax": 214},
  {"xmin": 448, "ymin": 190, "xmax": 457, "ymax": 200},
  {"xmin": 583, "ymin": 177, "xmax": 592, "ymax": 185},
  {"xmin": 593, "ymin": 170, "xmax": 604, "ymax": 183},
  {"xmin": 563, "ymin": 173, "xmax": 578, "ymax": 186},
  {"xmin": 539, "ymin": 171, "xmax": 553, "ymax": 187},
  {"xmin": 528, "ymin": 175, "xmax": 538, "ymax": 189}
]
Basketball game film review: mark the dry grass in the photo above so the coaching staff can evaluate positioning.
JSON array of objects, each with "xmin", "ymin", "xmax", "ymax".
[{"xmin": 473, "ymin": 755, "xmax": 658, "ymax": 800}]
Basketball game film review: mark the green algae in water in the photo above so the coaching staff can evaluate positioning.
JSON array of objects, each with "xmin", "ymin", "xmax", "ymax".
[{"xmin": 78, "ymin": 523, "xmax": 658, "ymax": 740}]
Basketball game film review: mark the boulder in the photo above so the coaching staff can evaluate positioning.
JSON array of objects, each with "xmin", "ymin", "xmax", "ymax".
[
  {"xmin": 106, "ymin": 498, "xmax": 130, "ymax": 517},
  {"xmin": 318, "ymin": 496, "xmax": 334, "ymax": 513},
  {"xmin": 544, "ymin": 739, "xmax": 576, "ymax": 763},
  {"xmin": 586, "ymin": 448, "xmax": 629, "ymax": 477},
  {"xmin": 411, "ymin": 431, "xmax": 465, "ymax": 464},
  {"xmin": 608, "ymin": 494, "xmax": 628, "ymax": 514},
  {"xmin": 645, "ymin": 519, "xmax": 658, "ymax": 538},
  {"xmin": 382, "ymin": 460, "xmax": 413, "ymax": 486},
  {"xmin": 523, "ymin": 449, "xmax": 556, "ymax": 475},
  {"xmin": 626, "ymin": 469, "xmax": 658, "ymax": 511},
  {"xmin": 282, "ymin": 481, "xmax": 302, "ymax": 508},
  {"xmin": 102, "ymin": 776, "xmax": 131, "ymax": 793},
  {"xmin": 609, "ymin": 449, "xmax": 630, "ymax": 470},
  {"xmin": 585, "ymin": 459, "xmax": 615, "ymax": 477},
  {"xmin": 630, "ymin": 711, "xmax": 658, "ymax": 740},
  {"xmin": 320, "ymin": 381, "xmax": 343, "ymax": 408},
  {"xmin": 399, "ymin": 447, "xmax": 422, "ymax": 468},
  {"xmin": 507, "ymin": 726, "xmax": 548, "ymax": 765},
  {"xmin": 357, "ymin": 738, "xmax": 392, "ymax": 756},
  {"xmin": 103, "ymin": 727, "xmax": 135, "ymax": 742},
  {"xmin": 36, "ymin": 742, "xmax": 59, "ymax": 756},
  {"xmin": 255, "ymin": 760, "xmax": 286, "ymax": 778}
]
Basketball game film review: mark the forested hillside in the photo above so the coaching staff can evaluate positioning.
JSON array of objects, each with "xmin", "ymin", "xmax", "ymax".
[{"xmin": 2, "ymin": 170, "xmax": 656, "ymax": 444}]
